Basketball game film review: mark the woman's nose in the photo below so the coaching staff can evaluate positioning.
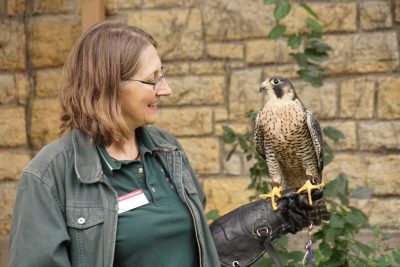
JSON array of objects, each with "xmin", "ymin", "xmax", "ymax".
[{"xmin": 155, "ymin": 78, "xmax": 172, "ymax": 96}]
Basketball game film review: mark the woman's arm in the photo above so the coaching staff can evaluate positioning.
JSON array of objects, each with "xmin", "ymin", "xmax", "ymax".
[{"xmin": 9, "ymin": 171, "xmax": 71, "ymax": 267}]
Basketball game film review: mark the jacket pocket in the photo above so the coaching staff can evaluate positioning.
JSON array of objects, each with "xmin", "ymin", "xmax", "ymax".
[
  {"xmin": 182, "ymin": 169, "xmax": 198, "ymax": 195},
  {"xmin": 66, "ymin": 203, "xmax": 104, "ymax": 267}
]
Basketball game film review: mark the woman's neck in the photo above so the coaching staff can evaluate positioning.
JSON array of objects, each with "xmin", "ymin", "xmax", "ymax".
[{"xmin": 105, "ymin": 133, "xmax": 140, "ymax": 161}]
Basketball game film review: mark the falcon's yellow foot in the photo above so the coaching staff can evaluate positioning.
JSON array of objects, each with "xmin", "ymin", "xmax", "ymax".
[
  {"xmin": 296, "ymin": 180, "xmax": 325, "ymax": 206},
  {"xmin": 259, "ymin": 186, "xmax": 283, "ymax": 210}
]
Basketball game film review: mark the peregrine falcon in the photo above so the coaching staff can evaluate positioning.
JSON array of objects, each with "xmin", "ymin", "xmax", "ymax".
[{"xmin": 255, "ymin": 76, "xmax": 325, "ymax": 210}]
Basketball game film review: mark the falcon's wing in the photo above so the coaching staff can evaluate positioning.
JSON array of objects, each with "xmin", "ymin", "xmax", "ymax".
[
  {"xmin": 305, "ymin": 109, "xmax": 324, "ymax": 180},
  {"xmin": 254, "ymin": 111, "xmax": 266, "ymax": 161}
]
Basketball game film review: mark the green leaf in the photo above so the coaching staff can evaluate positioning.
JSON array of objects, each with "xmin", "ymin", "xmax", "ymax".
[
  {"xmin": 392, "ymin": 249, "xmax": 400, "ymax": 264},
  {"xmin": 274, "ymin": 1, "xmax": 291, "ymax": 20},
  {"xmin": 288, "ymin": 35, "xmax": 302, "ymax": 49},
  {"xmin": 223, "ymin": 126, "xmax": 237, "ymax": 143},
  {"xmin": 300, "ymin": 3, "xmax": 319, "ymax": 19},
  {"xmin": 309, "ymin": 39, "xmax": 332, "ymax": 53},
  {"xmin": 323, "ymin": 126, "xmax": 345, "ymax": 142},
  {"xmin": 345, "ymin": 208, "xmax": 368, "ymax": 226},
  {"xmin": 349, "ymin": 187, "xmax": 373, "ymax": 199},
  {"xmin": 263, "ymin": 0, "xmax": 276, "ymax": 4},
  {"xmin": 268, "ymin": 24, "xmax": 286, "ymax": 39},
  {"xmin": 205, "ymin": 209, "xmax": 220, "ymax": 220},
  {"xmin": 319, "ymin": 242, "xmax": 332, "ymax": 258},
  {"xmin": 324, "ymin": 227, "xmax": 341, "ymax": 242},
  {"xmin": 325, "ymin": 173, "xmax": 348, "ymax": 198},
  {"xmin": 378, "ymin": 255, "xmax": 389, "ymax": 267},
  {"xmin": 330, "ymin": 214, "xmax": 345, "ymax": 228},
  {"xmin": 291, "ymin": 53, "xmax": 308, "ymax": 67},
  {"xmin": 305, "ymin": 18, "xmax": 323, "ymax": 33},
  {"xmin": 305, "ymin": 47, "xmax": 329, "ymax": 62},
  {"xmin": 323, "ymin": 152, "xmax": 333, "ymax": 166}
]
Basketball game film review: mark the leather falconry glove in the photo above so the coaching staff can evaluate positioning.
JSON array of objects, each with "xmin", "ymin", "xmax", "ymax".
[{"xmin": 209, "ymin": 189, "xmax": 329, "ymax": 267}]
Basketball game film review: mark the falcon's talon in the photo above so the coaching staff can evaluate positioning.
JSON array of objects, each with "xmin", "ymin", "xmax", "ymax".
[
  {"xmin": 259, "ymin": 186, "xmax": 283, "ymax": 210},
  {"xmin": 296, "ymin": 180, "xmax": 325, "ymax": 206}
]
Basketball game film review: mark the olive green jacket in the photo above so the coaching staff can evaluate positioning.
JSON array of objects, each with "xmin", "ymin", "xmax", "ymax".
[{"xmin": 9, "ymin": 126, "xmax": 220, "ymax": 267}]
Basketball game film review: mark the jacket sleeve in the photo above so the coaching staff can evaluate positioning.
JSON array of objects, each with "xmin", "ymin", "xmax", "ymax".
[{"xmin": 8, "ymin": 171, "xmax": 71, "ymax": 267}]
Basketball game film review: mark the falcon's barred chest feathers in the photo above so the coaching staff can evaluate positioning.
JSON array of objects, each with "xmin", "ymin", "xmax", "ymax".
[{"xmin": 254, "ymin": 76, "xmax": 325, "ymax": 210}]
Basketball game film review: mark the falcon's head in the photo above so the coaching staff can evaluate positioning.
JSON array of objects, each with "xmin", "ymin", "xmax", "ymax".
[{"xmin": 259, "ymin": 76, "xmax": 297, "ymax": 101}]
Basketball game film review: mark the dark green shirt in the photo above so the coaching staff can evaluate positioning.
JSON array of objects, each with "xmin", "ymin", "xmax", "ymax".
[{"xmin": 97, "ymin": 128, "xmax": 198, "ymax": 267}]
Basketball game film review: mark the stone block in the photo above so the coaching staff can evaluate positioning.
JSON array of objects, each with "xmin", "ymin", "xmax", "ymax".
[
  {"xmin": 321, "ymin": 121, "xmax": 357, "ymax": 151},
  {"xmin": 203, "ymin": 177, "xmax": 254, "ymax": 215},
  {"xmin": 0, "ymin": 151, "xmax": 31, "ymax": 181},
  {"xmin": 324, "ymin": 154, "xmax": 400, "ymax": 195},
  {"xmin": 358, "ymin": 122, "xmax": 400, "ymax": 152},
  {"xmin": 165, "ymin": 62, "xmax": 190, "ymax": 76},
  {"xmin": 263, "ymin": 64, "xmax": 299, "ymax": 80},
  {"xmin": 33, "ymin": 0, "xmax": 72, "ymax": 14},
  {"xmin": 163, "ymin": 76, "xmax": 225, "ymax": 105},
  {"xmin": 30, "ymin": 99, "xmax": 61, "ymax": 148},
  {"xmin": 29, "ymin": 17, "xmax": 81, "ymax": 68},
  {"xmin": 397, "ymin": 0, "xmax": 400, "ymax": 22},
  {"xmin": 15, "ymin": 73, "xmax": 29, "ymax": 105},
  {"xmin": 204, "ymin": 0, "xmax": 274, "ymax": 41},
  {"xmin": 214, "ymin": 107, "xmax": 228, "ymax": 122},
  {"xmin": 340, "ymin": 77, "xmax": 375, "ymax": 119},
  {"xmin": 360, "ymin": 1, "xmax": 392, "ymax": 30},
  {"xmin": 8, "ymin": 0, "xmax": 26, "ymax": 16},
  {"xmin": 229, "ymin": 68, "xmax": 263, "ymax": 121},
  {"xmin": 0, "ymin": 74, "xmax": 16, "ymax": 104},
  {"xmin": 246, "ymin": 39, "xmax": 293, "ymax": 65},
  {"xmin": 179, "ymin": 137, "xmax": 220, "ymax": 175},
  {"xmin": 0, "ymin": 20, "xmax": 25, "ymax": 70},
  {"xmin": 207, "ymin": 43, "xmax": 244, "ymax": 60},
  {"xmin": 229, "ymin": 61, "xmax": 245, "ymax": 69},
  {"xmin": 156, "ymin": 107, "xmax": 212, "ymax": 136},
  {"xmin": 0, "ymin": 181, "xmax": 18, "ymax": 235},
  {"xmin": 105, "ymin": 0, "xmax": 118, "ymax": 15},
  {"xmin": 282, "ymin": 3, "xmax": 357, "ymax": 34},
  {"xmin": 191, "ymin": 61, "xmax": 226, "ymax": 75},
  {"xmin": 294, "ymin": 80, "xmax": 337, "ymax": 119},
  {"xmin": 323, "ymin": 154, "xmax": 369, "ymax": 190},
  {"xmin": 355, "ymin": 198, "xmax": 400, "ymax": 228},
  {"xmin": 223, "ymin": 153, "xmax": 242, "ymax": 176},
  {"xmin": 0, "ymin": 235, "xmax": 9, "ymax": 267},
  {"xmin": 143, "ymin": 0, "xmax": 191, "ymax": 8},
  {"xmin": 118, "ymin": 0, "xmax": 141, "ymax": 9},
  {"xmin": 377, "ymin": 76, "xmax": 400, "ymax": 119},
  {"xmin": 0, "ymin": 107, "xmax": 26, "ymax": 147},
  {"xmin": 35, "ymin": 69, "xmax": 62, "ymax": 97},
  {"xmin": 324, "ymin": 32, "xmax": 399, "ymax": 75},
  {"xmin": 128, "ymin": 9, "xmax": 203, "ymax": 60}
]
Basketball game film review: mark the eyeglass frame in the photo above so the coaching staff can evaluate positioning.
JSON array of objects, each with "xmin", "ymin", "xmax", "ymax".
[{"xmin": 125, "ymin": 67, "xmax": 166, "ymax": 91}]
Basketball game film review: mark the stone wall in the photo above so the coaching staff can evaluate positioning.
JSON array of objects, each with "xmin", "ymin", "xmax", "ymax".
[{"xmin": 1, "ymin": 0, "xmax": 399, "ymax": 264}]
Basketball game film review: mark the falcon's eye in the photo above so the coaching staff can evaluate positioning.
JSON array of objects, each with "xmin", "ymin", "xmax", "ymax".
[{"xmin": 271, "ymin": 78, "xmax": 281, "ymax": 85}]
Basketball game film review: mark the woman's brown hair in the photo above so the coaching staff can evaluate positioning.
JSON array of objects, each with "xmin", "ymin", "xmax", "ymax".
[{"xmin": 59, "ymin": 21, "xmax": 157, "ymax": 145}]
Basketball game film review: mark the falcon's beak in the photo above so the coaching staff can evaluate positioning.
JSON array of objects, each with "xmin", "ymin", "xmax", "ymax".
[{"xmin": 259, "ymin": 80, "xmax": 268, "ymax": 92}]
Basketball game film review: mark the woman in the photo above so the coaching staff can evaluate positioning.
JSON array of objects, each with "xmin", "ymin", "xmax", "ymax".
[{"xmin": 9, "ymin": 21, "xmax": 220, "ymax": 267}]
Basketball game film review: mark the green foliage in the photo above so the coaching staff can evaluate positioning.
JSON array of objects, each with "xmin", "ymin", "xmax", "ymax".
[
  {"xmin": 263, "ymin": 0, "xmax": 332, "ymax": 87},
  {"xmin": 205, "ymin": 209, "xmax": 220, "ymax": 221},
  {"xmin": 223, "ymin": 121, "xmax": 400, "ymax": 266}
]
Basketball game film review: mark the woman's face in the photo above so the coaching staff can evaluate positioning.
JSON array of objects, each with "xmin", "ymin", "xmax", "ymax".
[{"xmin": 119, "ymin": 45, "xmax": 171, "ymax": 129}]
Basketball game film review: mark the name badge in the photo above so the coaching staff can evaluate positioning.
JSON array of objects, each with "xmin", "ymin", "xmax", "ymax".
[{"xmin": 118, "ymin": 189, "xmax": 149, "ymax": 214}]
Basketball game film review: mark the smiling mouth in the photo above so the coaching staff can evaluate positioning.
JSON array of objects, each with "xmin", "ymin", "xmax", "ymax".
[{"xmin": 148, "ymin": 102, "xmax": 158, "ymax": 108}]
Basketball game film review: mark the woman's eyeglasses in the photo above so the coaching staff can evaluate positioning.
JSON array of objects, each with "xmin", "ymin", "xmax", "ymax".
[{"xmin": 127, "ymin": 67, "xmax": 166, "ymax": 91}]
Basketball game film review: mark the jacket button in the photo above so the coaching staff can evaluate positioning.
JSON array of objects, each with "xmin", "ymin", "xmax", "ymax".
[{"xmin": 78, "ymin": 217, "xmax": 85, "ymax": 224}]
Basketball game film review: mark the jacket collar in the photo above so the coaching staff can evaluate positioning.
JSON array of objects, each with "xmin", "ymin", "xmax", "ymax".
[{"xmin": 71, "ymin": 126, "xmax": 178, "ymax": 183}]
